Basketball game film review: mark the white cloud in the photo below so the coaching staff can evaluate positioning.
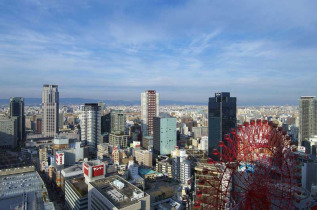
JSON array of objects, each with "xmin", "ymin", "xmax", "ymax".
[{"xmin": 0, "ymin": 0, "xmax": 317, "ymax": 104}]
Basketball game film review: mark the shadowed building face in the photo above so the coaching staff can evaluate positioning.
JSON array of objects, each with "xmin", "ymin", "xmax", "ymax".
[{"xmin": 208, "ymin": 92, "xmax": 236, "ymax": 158}]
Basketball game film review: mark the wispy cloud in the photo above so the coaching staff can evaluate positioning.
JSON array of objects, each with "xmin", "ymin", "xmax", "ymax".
[
  {"xmin": 183, "ymin": 30, "xmax": 221, "ymax": 55},
  {"xmin": 0, "ymin": 0, "xmax": 316, "ymax": 104}
]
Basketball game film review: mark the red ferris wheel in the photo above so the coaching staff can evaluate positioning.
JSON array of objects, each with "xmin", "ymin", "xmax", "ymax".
[{"xmin": 194, "ymin": 119, "xmax": 302, "ymax": 210}]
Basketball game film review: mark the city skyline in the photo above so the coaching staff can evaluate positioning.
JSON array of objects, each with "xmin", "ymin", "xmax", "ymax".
[
  {"xmin": 1, "ymin": 1, "xmax": 317, "ymax": 209},
  {"xmin": 1, "ymin": 1, "xmax": 317, "ymax": 105}
]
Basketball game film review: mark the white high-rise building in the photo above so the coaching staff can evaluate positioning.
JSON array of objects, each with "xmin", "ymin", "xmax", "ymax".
[
  {"xmin": 141, "ymin": 90, "xmax": 159, "ymax": 136},
  {"xmin": 80, "ymin": 103, "xmax": 101, "ymax": 155},
  {"xmin": 299, "ymin": 96, "xmax": 317, "ymax": 146},
  {"xmin": 180, "ymin": 160, "xmax": 191, "ymax": 184},
  {"xmin": 200, "ymin": 136, "xmax": 208, "ymax": 152},
  {"xmin": 172, "ymin": 149, "xmax": 191, "ymax": 184},
  {"xmin": 42, "ymin": 84, "xmax": 59, "ymax": 137}
]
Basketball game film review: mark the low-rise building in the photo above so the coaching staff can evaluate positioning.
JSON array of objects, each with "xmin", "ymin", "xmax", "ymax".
[
  {"xmin": 61, "ymin": 164, "xmax": 83, "ymax": 192},
  {"xmin": 53, "ymin": 135, "xmax": 69, "ymax": 149},
  {"xmin": 97, "ymin": 143, "xmax": 109, "ymax": 160},
  {"xmin": 109, "ymin": 134, "xmax": 128, "ymax": 149},
  {"xmin": 135, "ymin": 150, "xmax": 153, "ymax": 167},
  {"xmin": 142, "ymin": 136, "xmax": 153, "ymax": 150},
  {"xmin": 65, "ymin": 176, "xmax": 88, "ymax": 210},
  {"xmin": 0, "ymin": 166, "xmax": 54, "ymax": 210},
  {"xmin": 156, "ymin": 161, "xmax": 172, "ymax": 178},
  {"xmin": 88, "ymin": 175, "xmax": 150, "ymax": 210}
]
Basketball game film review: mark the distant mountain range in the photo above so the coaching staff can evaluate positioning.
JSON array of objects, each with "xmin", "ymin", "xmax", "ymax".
[{"xmin": 0, "ymin": 98, "xmax": 207, "ymax": 106}]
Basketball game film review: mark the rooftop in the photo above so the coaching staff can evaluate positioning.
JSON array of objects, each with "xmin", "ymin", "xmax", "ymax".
[
  {"xmin": 0, "ymin": 166, "xmax": 35, "ymax": 176},
  {"xmin": 68, "ymin": 176, "xmax": 88, "ymax": 197},
  {"xmin": 85, "ymin": 160, "xmax": 102, "ymax": 167},
  {"xmin": 139, "ymin": 168, "xmax": 157, "ymax": 176},
  {"xmin": 61, "ymin": 164, "xmax": 83, "ymax": 177},
  {"xmin": 90, "ymin": 175, "xmax": 147, "ymax": 209},
  {"xmin": 0, "ymin": 170, "xmax": 53, "ymax": 209},
  {"xmin": 135, "ymin": 150, "xmax": 151, "ymax": 154},
  {"xmin": 0, "ymin": 171, "xmax": 45, "ymax": 198},
  {"xmin": 300, "ymin": 96, "xmax": 316, "ymax": 99},
  {"xmin": 152, "ymin": 198, "xmax": 182, "ymax": 210}
]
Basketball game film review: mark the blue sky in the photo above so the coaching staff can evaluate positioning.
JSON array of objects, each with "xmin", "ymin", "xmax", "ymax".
[{"xmin": 0, "ymin": 0, "xmax": 316, "ymax": 105}]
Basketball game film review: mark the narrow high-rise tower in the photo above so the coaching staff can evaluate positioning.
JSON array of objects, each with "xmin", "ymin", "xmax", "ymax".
[
  {"xmin": 42, "ymin": 85, "xmax": 59, "ymax": 137},
  {"xmin": 110, "ymin": 110, "xmax": 126, "ymax": 135},
  {"xmin": 153, "ymin": 117, "xmax": 176, "ymax": 156},
  {"xmin": 141, "ymin": 90, "xmax": 159, "ymax": 136},
  {"xmin": 208, "ymin": 92, "xmax": 236, "ymax": 158},
  {"xmin": 299, "ymin": 96, "xmax": 317, "ymax": 146},
  {"xmin": 80, "ymin": 103, "xmax": 101, "ymax": 155},
  {"xmin": 10, "ymin": 97, "xmax": 25, "ymax": 144}
]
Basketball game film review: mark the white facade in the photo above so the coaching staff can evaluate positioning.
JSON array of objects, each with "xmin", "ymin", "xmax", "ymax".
[
  {"xmin": 200, "ymin": 136, "xmax": 208, "ymax": 152},
  {"xmin": 87, "ymin": 176, "xmax": 150, "ymax": 210},
  {"xmin": 141, "ymin": 90, "xmax": 159, "ymax": 136},
  {"xmin": 53, "ymin": 136, "xmax": 69, "ymax": 145},
  {"xmin": 180, "ymin": 160, "xmax": 191, "ymax": 184},
  {"xmin": 55, "ymin": 151, "xmax": 65, "ymax": 165},
  {"xmin": 180, "ymin": 123, "xmax": 189, "ymax": 135},
  {"xmin": 80, "ymin": 104, "xmax": 101, "ymax": 154},
  {"xmin": 42, "ymin": 84, "xmax": 59, "ymax": 137},
  {"xmin": 172, "ymin": 149, "xmax": 191, "ymax": 184}
]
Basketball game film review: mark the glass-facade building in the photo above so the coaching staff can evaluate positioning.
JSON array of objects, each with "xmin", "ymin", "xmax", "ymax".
[
  {"xmin": 208, "ymin": 92, "xmax": 236, "ymax": 158},
  {"xmin": 110, "ymin": 110, "xmax": 126, "ymax": 135},
  {"xmin": 153, "ymin": 117, "xmax": 176, "ymax": 155},
  {"xmin": 10, "ymin": 97, "xmax": 25, "ymax": 145}
]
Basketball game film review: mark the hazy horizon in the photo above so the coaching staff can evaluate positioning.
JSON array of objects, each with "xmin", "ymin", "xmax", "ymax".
[{"xmin": 1, "ymin": 1, "xmax": 316, "ymax": 105}]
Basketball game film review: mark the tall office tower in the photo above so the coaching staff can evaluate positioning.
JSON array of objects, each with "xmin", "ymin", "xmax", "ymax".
[
  {"xmin": 110, "ymin": 110, "xmax": 126, "ymax": 134},
  {"xmin": 80, "ymin": 103, "xmax": 101, "ymax": 155},
  {"xmin": 0, "ymin": 117, "xmax": 17, "ymax": 149},
  {"xmin": 153, "ymin": 117, "xmax": 177, "ymax": 155},
  {"xmin": 98, "ymin": 102, "xmax": 104, "ymax": 116},
  {"xmin": 42, "ymin": 84, "xmax": 59, "ymax": 137},
  {"xmin": 141, "ymin": 90, "xmax": 159, "ymax": 136},
  {"xmin": 59, "ymin": 113, "xmax": 64, "ymax": 129},
  {"xmin": 299, "ymin": 96, "xmax": 317, "ymax": 146},
  {"xmin": 208, "ymin": 92, "xmax": 236, "ymax": 158},
  {"xmin": 36, "ymin": 118, "xmax": 42, "ymax": 134},
  {"xmin": 10, "ymin": 97, "xmax": 25, "ymax": 144},
  {"xmin": 101, "ymin": 113, "xmax": 111, "ymax": 134}
]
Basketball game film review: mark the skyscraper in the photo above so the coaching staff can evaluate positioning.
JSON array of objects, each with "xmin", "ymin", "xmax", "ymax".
[
  {"xmin": 59, "ymin": 113, "xmax": 64, "ymax": 130},
  {"xmin": 101, "ymin": 113, "xmax": 111, "ymax": 134},
  {"xmin": 208, "ymin": 92, "xmax": 236, "ymax": 158},
  {"xmin": 98, "ymin": 102, "xmax": 104, "ymax": 116},
  {"xmin": 299, "ymin": 96, "xmax": 317, "ymax": 146},
  {"xmin": 153, "ymin": 117, "xmax": 176, "ymax": 156},
  {"xmin": 110, "ymin": 110, "xmax": 126, "ymax": 134},
  {"xmin": 141, "ymin": 90, "xmax": 159, "ymax": 136},
  {"xmin": 80, "ymin": 103, "xmax": 101, "ymax": 155},
  {"xmin": 0, "ymin": 117, "xmax": 18, "ymax": 149},
  {"xmin": 42, "ymin": 84, "xmax": 59, "ymax": 137},
  {"xmin": 9, "ymin": 97, "xmax": 25, "ymax": 144}
]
